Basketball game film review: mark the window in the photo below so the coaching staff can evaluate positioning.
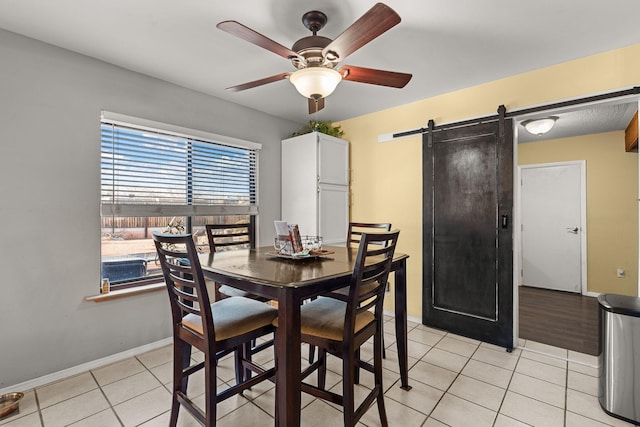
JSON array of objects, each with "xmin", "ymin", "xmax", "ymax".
[{"xmin": 100, "ymin": 112, "xmax": 260, "ymax": 289}]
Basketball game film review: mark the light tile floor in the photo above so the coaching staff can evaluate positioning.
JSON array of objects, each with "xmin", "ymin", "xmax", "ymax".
[{"xmin": 1, "ymin": 317, "xmax": 635, "ymax": 427}]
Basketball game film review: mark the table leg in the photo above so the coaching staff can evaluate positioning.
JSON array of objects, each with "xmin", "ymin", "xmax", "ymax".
[
  {"xmin": 394, "ymin": 259, "xmax": 412, "ymax": 390},
  {"xmin": 275, "ymin": 288, "xmax": 302, "ymax": 426}
]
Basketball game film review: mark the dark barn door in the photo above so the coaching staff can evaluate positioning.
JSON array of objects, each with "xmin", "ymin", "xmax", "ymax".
[{"xmin": 422, "ymin": 109, "xmax": 514, "ymax": 349}]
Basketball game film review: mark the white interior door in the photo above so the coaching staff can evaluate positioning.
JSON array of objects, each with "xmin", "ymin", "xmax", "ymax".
[{"xmin": 520, "ymin": 161, "xmax": 585, "ymax": 293}]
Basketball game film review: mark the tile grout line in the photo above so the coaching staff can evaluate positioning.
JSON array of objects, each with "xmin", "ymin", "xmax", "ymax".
[
  {"xmin": 403, "ymin": 330, "xmax": 523, "ymax": 423},
  {"xmin": 447, "ymin": 340, "xmax": 513, "ymax": 427},
  {"xmin": 502, "ymin": 353, "xmax": 587, "ymax": 423},
  {"xmin": 135, "ymin": 353, "xmax": 173, "ymax": 395},
  {"xmin": 519, "ymin": 346, "xmax": 599, "ymax": 369},
  {"xmin": 405, "ymin": 333, "xmax": 609, "ymax": 427},
  {"xmin": 417, "ymin": 338, "xmax": 575, "ymax": 426},
  {"xmin": 493, "ymin": 345, "xmax": 525, "ymax": 426},
  {"xmin": 89, "ymin": 370, "xmax": 125, "ymax": 427},
  {"xmin": 564, "ymin": 365, "xmax": 569, "ymax": 427},
  {"xmin": 414, "ymin": 332, "xmax": 464, "ymax": 426},
  {"xmin": 32, "ymin": 372, "xmax": 121, "ymax": 427},
  {"xmin": 34, "ymin": 387, "xmax": 44, "ymax": 427}
]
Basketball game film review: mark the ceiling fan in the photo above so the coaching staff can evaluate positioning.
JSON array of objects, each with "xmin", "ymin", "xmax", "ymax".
[{"xmin": 217, "ymin": 2, "xmax": 412, "ymax": 114}]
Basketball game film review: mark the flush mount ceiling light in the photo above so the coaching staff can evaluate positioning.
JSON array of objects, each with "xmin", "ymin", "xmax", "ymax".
[
  {"xmin": 289, "ymin": 67, "xmax": 342, "ymax": 99},
  {"xmin": 521, "ymin": 116, "xmax": 558, "ymax": 135}
]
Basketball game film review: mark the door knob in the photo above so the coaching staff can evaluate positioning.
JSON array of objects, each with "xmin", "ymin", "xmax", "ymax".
[{"xmin": 566, "ymin": 227, "xmax": 579, "ymax": 234}]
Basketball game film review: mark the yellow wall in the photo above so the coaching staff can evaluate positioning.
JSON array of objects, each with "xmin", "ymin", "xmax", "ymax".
[
  {"xmin": 337, "ymin": 44, "xmax": 640, "ymax": 318},
  {"xmin": 519, "ymin": 132, "xmax": 638, "ymax": 296}
]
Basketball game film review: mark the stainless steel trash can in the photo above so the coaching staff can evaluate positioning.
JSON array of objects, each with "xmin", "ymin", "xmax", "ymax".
[{"xmin": 598, "ymin": 293, "xmax": 640, "ymax": 425}]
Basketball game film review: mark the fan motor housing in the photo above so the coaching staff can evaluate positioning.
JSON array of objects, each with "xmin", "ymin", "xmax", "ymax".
[{"xmin": 291, "ymin": 36, "xmax": 333, "ymax": 67}]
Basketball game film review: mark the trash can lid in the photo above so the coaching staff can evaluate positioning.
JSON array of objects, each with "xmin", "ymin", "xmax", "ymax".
[{"xmin": 598, "ymin": 294, "xmax": 640, "ymax": 317}]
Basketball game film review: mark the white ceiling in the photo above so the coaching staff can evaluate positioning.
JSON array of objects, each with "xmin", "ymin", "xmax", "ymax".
[
  {"xmin": 1, "ymin": 0, "xmax": 640, "ymax": 131},
  {"xmin": 517, "ymin": 101, "xmax": 638, "ymax": 143}
]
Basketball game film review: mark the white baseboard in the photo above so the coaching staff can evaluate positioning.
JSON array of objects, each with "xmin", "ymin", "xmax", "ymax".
[
  {"xmin": 383, "ymin": 309, "xmax": 421, "ymax": 325},
  {"xmin": 407, "ymin": 314, "xmax": 421, "ymax": 324},
  {"xmin": 0, "ymin": 337, "xmax": 172, "ymax": 395}
]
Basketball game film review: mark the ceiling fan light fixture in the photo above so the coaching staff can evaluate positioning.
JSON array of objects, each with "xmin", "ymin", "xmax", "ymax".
[
  {"xmin": 522, "ymin": 116, "xmax": 558, "ymax": 135},
  {"xmin": 289, "ymin": 67, "xmax": 342, "ymax": 99}
]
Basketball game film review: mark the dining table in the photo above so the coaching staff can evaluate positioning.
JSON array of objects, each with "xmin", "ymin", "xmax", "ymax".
[{"xmin": 199, "ymin": 245, "xmax": 410, "ymax": 427}]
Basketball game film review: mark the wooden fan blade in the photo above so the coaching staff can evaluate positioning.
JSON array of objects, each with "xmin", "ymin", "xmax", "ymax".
[
  {"xmin": 322, "ymin": 3, "xmax": 400, "ymax": 62},
  {"xmin": 225, "ymin": 72, "xmax": 291, "ymax": 92},
  {"xmin": 339, "ymin": 65, "xmax": 412, "ymax": 88},
  {"xmin": 308, "ymin": 97, "xmax": 325, "ymax": 114},
  {"xmin": 217, "ymin": 20, "xmax": 302, "ymax": 61}
]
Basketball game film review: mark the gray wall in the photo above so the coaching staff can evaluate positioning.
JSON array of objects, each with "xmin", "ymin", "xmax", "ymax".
[{"xmin": 0, "ymin": 29, "xmax": 297, "ymax": 388}]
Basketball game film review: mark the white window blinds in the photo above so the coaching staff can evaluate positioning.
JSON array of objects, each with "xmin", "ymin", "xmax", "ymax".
[{"xmin": 100, "ymin": 118, "xmax": 259, "ymax": 217}]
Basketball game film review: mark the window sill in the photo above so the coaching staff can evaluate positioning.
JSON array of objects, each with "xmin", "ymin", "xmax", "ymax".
[{"xmin": 85, "ymin": 282, "xmax": 165, "ymax": 302}]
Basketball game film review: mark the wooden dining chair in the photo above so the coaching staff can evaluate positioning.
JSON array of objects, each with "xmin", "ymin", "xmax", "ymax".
[
  {"xmin": 153, "ymin": 232, "xmax": 277, "ymax": 427},
  {"xmin": 205, "ymin": 223, "xmax": 269, "ymax": 302},
  {"xmin": 309, "ymin": 221, "xmax": 393, "ymax": 364},
  {"xmin": 285, "ymin": 230, "xmax": 399, "ymax": 427}
]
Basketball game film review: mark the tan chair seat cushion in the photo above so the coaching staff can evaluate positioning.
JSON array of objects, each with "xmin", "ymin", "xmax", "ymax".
[
  {"xmin": 219, "ymin": 284, "xmax": 262, "ymax": 299},
  {"xmin": 274, "ymin": 297, "xmax": 374, "ymax": 342},
  {"xmin": 327, "ymin": 285, "xmax": 349, "ymax": 300},
  {"xmin": 182, "ymin": 296, "xmax": 277, "ymax": 341},
  {"xmin": 326, "ymin": 281, "xmax": 379, "ymax": 301}
]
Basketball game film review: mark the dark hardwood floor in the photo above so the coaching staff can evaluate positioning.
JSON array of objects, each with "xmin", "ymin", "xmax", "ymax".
[{"xmin": 519, "ymin": 285, "xmax": 600, "ymax": 356}]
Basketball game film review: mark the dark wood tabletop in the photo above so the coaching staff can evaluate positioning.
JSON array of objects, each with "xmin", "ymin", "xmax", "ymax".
[{"xmin": 198, "ymin": 246, "xmax": 410, "ymax": 426}]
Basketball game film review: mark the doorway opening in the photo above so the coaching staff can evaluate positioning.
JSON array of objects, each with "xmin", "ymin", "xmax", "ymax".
[{"xmin": 513, "ymin": 93, "xmax": 640, "ymax": 353}]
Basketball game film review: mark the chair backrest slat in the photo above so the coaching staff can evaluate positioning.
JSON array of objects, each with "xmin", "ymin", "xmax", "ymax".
[{"xmin": 347, "ymin": 222, "xmax": 392, "ymax": 248}]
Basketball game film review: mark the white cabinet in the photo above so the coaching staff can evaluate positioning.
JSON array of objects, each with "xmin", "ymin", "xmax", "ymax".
[{"xmin": 281, "ymin": 132, "xmax": 349, "ymax": 246}]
